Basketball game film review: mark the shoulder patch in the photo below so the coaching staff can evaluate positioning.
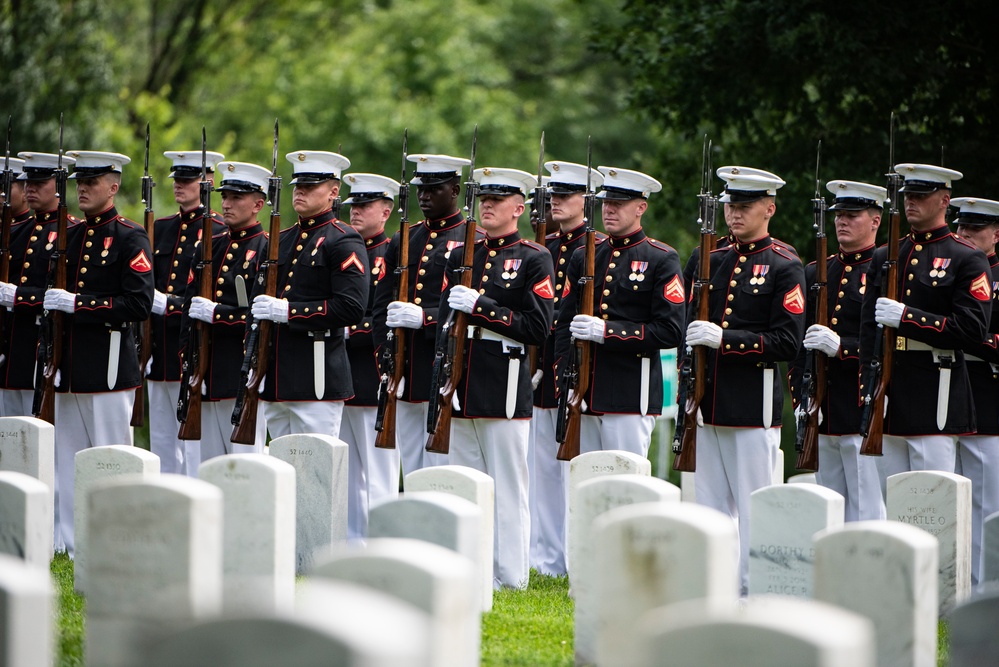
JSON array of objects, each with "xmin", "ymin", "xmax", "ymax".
[
  {"xmin": 341, "ymin": 251, "xmax": 365, "ymax": 273},
  {"xmin": 129, "ymin": 249, "xmax": 152, "ymax": 273},
  {"xmin": 783, "ymin": 284, "xmax": 805, "ymax": 314},
  {"xmin": 664, "ymin": 275, "xmax": 685, "ymax": 303},
  {"xmin": 533, "ymin": 276, "xmax": 555, "ymax": 299},
  {"xmin": 971, "ymin": 272, "xmax": 991, "ymax": 301}
]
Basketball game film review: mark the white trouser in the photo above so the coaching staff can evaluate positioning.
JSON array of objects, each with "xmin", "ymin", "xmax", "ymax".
[
  {"xmin": 55, "ymin": 390, "xmax": 134, "ymax": 555},
  {"xmin": 396, "ymin": 400, "xmax": 448, "ymax": 481},
  {"xmin": 816, "ymin": 433, "xmax": 886, "ymax": 522},
  {"xmin": 579, "ymin": 413, "xmax": 657, "ymax": 457},
  {"xmin": 264, "ymin": 400, "xmax": 343, "ymax": 440},
  {"xmin": 878, "ymin": 434, "xmax": 957, "ymax": 498},
  {"xmin": 956, "ymin": 434, "xmax": 999, "ymax": 586},
  {"xmin": 694, "ymin": 424, "xmax": 779, "ymax": 596},
  {"xmin": 149, "ymin": 380, "xmax": 201, "ymax": 476},
  {"xmin": 0, "ymin": 388, "xmax": 35, "ymax": 418},
  {"xmin": 340, "ymin": 405, "xmax": 400, "ymax": 540},
  {"xmin": 200, "ymin": 399, "xmax": 266, "ymax": 461},
  {"xmin": 529, "ymin": 406, "xmax": 568, "ymax": 576},
  {"xmin": 449, "ymin": 417, "xmax": 530, "ymax": 589}
]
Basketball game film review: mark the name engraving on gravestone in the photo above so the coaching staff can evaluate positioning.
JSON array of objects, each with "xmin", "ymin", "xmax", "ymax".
[
  {"xmin": 286, "ymin": 448, "xmax": 314, "ymax": 456},
  {"xmin": 624, "ymin": 526, "xmax": 677, "ymax": 550},
  {"xmin": 755, "ymin": 544, "xmax": 815, "ymax": 595},
  {"xmin": 95, "ymin": 462, "xmax": 122, "ymax": 472},
  {"xmin": 897, "ymin": 506, "xmax": 946, "ymax": 535}
]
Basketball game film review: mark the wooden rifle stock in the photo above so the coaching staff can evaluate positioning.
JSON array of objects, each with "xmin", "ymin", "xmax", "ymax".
[
  {"xmin": 177, "ymin": 203, "xmax": 213, "ymax": 440},
  {"xmin": 795, "ymin": 236, "xmax": 827, "ymax": 472},
  {"xmin": 0, "ymin": 119, "xmax": 13, "ymax": 361},
  {"xmin": 374, "ymin": 133, "xmax": 410, "ymax": 450},
  {"xmin": 33, "ymin": 178, "xmax": 67, "ymax": 425},
  {"xmin": 132, "ymin": 128, "xmax": 155, "ymax": 427},
  {"xmin": 425, "ymin": 217, "xmax": 477, "ymax": 455},
  {"xmin": 555, "ymin": 227, "xmax": 594, "ymax": 462}
]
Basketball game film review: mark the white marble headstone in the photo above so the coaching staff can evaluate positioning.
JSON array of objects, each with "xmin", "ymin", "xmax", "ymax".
[
  {"xmin": 947, "ymin": 589, "xmax": 999, "ymax": 667},
  {"xmin": 146, "ymin": 580, "xmax": 430, "ymax": 667},
  {"xmin": 680, "ymin": 471, "xmax": 696, "ymax": 502},
  {"xmin": 198, "ymin": 454, "xmax": 296, "ymax": 614},
  {"xmin": 368, "ymin": 492, "xmax": 483, "ymax": 611},
  {"xmin": 86, "ymin": 475, "xmax": 223, "ymax": 667},
  {"xmin": 0, "ymin": 471, "xmax": 51, "ymax": 568},
  {"xmin": 74, "ymin": 445, "xmax": 159, "ymax": 594},
  {"xmin": 312, "ymin": 538, "xmax": 478, "ymax": 667},
  {"xmin": 982, "ymin": 510, "xmax": 999, "ymax": 586},
  {"xmin": 405, "ymin": 465, "xmax": 494, "ymax": 612},
  {"xmin": 788, "ymin": 472, "xmax": 817, "ymax": 485},
  {"xmin": 814, "ymin": 521, "xmax": 938, "ymax": 667},
  {"xmin": 594, "ymin": 502, "xmax": 738, "ymax": 667},
  {"xmin": 269, "ymin": 433, "xmax": 348, "ymax": 573},
  {"xmin": 0, "ymin": 417, "xmax": 54, "ymax": 514},
  {"xmin": 571, "ymin": 474, "xmax": 680, "ymax": 666},
  {"xmin": 749, "ymin": 483, "xmax": 844, "ymax": 597},
  {"xmin": 0, "ymin": 552, "xmax": 53, "ymax": 667},
  {"xmin": 567, "ymin": 450, "xmax": 650, "ymax": 576},
  {"xmin": 637, "ymin": 596, "xmax": 875, "ymax": 667},
  {"xmin": 887, "ymin": 470, "xmax": 971, "ymax": 613}
]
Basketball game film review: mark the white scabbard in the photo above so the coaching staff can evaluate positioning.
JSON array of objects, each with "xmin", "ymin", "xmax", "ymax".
[
  {"xmin": 639, "ymin": 357, "xmax": 650, "ymax": 417},
  {"xmin": 506, "ymin": 355, "xmax": 521, "ymax": 420},
  {"xmin": 107, "ymin": 330, "xmax": 121, "ymax": 390},
  {"xmin": 933, "ymin": 351, "xmax": 954, "ymax": 430},
  {"xmin": 762, "ymin": 366, "xmax": 774, "ymax": 429},
  {"xmin": 313, "ymin": 330, "xmax": 328, "ymax": 400}
]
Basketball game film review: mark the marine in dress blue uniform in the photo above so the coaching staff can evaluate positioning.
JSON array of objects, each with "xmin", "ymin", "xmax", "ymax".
[
  {"xmin": 0, "ymin": 155, "xmax": 82, "ymax": 416},
  {"xmin": 556, "ymin": 166, "xmax": 686, "ymax": 456},
  {"xmin": 949, "ymin": 196, "xmax": 999, "ymax": 585},
  {"xmin": 683, "ymin": 167, "xmax": 806, "ymax": 594},
  {"xmin": 338, "ymin": 172, "xmax": 401, "ymax": 540},
  {"xmin": 250, "ymin": 151, "xmax": 369, "ymax": 439},
  {"xmin": 440, "ymin": 167, "xmax": 555, "ymax": 589},
  {"xmin": 148, "ymin": 150, "xmax": 225, "ymax": 476},
  {"xmin": 529, "ymin": 161, "xmax": 604, "ymax": 576},
  {"xmin": 184, "ymin": 161, "xmax": 271, "ymax": 460},
  {"xmin": 371, "ymin": 154, "xmax": 474, "ymax": 476},
  {"xmin": 43, "ymin": 151, "xmax": 154, "ymax": 554},
  {"xmin": 790, "ymin": 180, "xmax": 887, "ymax": 522},
  {"xmin": 860, "ymin": 165, "xmax": 991, "ymax": 487}
]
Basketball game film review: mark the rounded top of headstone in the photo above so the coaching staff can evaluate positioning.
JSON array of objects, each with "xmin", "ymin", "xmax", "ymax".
[
  {"xmin": 0, "ymin": 470, "xmax": 49, "ymax": 493},
  {"xmin": 813, "ymin": 519, "xmax": 940, "ymax": 550},
  {"xmin": 592, "ymin": 500, "xmax": 737, "ymax": 540}
]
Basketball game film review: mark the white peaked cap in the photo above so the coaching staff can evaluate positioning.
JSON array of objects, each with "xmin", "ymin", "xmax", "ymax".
[
  {"xmin": 894, "ymin": 163, "xmax": 963, "ymax": 193},
  {"xmin": 826, "ymin": 180, "xmax": 887, "ymax": 211},
  {"xmin": 216, "ymin": 161, "xmax": 271, "ymax": 194},
  {"xmin": 163, "ymin": 150, "xmax": 225, "ymax": 178},
  {"xmin": 16, "ymin": 152, "xmax": 77, "ymax": 180},
  {"xmin": 407, "ymin": 154, "xmax": 472, "ymax": 185},
  {"xmin": 717, "ymin": 166, "xmax": 785, "ymax": 203},
  {"xmin": 473, "ymin": 167, "xmax": 535, "ymax": 197},
  {"xmin": 342, "ymin": 173, "xmax": 401, "ymax": 204},
  {"xmin": 2, "ymin": 158, "xmax": 24, "ymax": 175},
  {"xmin": 596, "ymin": 166, "xmax": 662, "ymax": 200},
  {"xmin": 286, "ymin": 151, "xmax": 350, "ymax": 184},
  {"xmin": 950, "ymin": 197, "xmax": 999, "ymax": 225},
  {"xmin": 66, "ymin": 151, "xmax": 131, "ymax": 179},
  {"xmin": 544, "ymin": 161, "xmax": 604, "ymax": 193}
]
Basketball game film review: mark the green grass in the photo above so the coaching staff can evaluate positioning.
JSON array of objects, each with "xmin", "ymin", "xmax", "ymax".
[{"xmin": 51, "ymin": 554, "xmax": 950, "ymax": 666}]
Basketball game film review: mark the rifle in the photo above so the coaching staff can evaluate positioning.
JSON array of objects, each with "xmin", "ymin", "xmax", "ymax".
[
  {"xmin": 332, "ymin": 143, "xmax": 343, "ymax": 221},
  {"xmin": 794, "ymin": 140, "xmax": 827, "ymax": 472},
  {"xmin": 859, "ymin": 113, "xmax": 901, "ymax": 456},
  {"xmin": 231, "ymin": 119, "xmax": 281, "ymax": 444},
  {"xmin": 527, "ymin": 132, "xmax": 546, "ymax": 381},
  {"xmin": 672, "ymin": 136, "xmax": 717, "ymax": 472},
  {"xmin": 177, "ymin": 129, "xmax": 212, "ymax": 440},
  {"xmin": 425, "ymin": 127, "xmax": 478, "ymax": 454},
  {"xmin": 555, "ymin": 136, "xmax": 595, "ymax": 461},
  {"xmin": 0, "ymin": 117, "xmax": 13, "ymax": 358},
  {"xmin": 374, "ymin": 129, "xmax": 410, "ymax": 449},
  {"xmin": 32, "ymin": 115, "xmax": 68, "ymax": 424},
  {"xmin": 131, "ymin": 123, "xmax": 155, "ymax": 427}
]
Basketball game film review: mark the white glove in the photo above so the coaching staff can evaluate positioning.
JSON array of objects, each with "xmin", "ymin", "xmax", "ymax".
[
  {"xmin": 0, "ymin": 282, "xmax": 16, "ymax": 308},
  {"xmin": 452, "ymin": 391, "xmax": 461, "ymax": 412},
  {"xmin": 396, "ymin": 376, "xmax": 405, "ymax": 399},
  {"xmin": 152, "ymin": 290, "xmax": 168, "ymax": 316},
  {"xmin": 531, "ymin": 369, "xmax": 543, "ymax": 390},
  {"xmin": 447, "ymin": 285, "xmax": 479, "ymax": 314},
  {"xmin": 567, "ymin": 389, "xmax": 588, "ymax": 414},
  {"xmin": 686, "ymin": 320, "xmax": 723, "ymax": 349},
  {"xmin": 247, "ymin": 369, "xmax": 266, "ymax": 393},
  {"xmin": 386, "ymin": 301, "xmax": 424, "ymax": 329},
  {"xmin": 794, "ymin": 405, "xmax": 806, "ymax": 424},
  {"xmin": 343, "ymin": 327, "xmax": 350, "ymax": 339},
  {"xmin": 803, "ymin": 324, "xmax": 841, "ymax": 357},
  {"xmin": 188, "ymin": 296, "xmax": 217, "ymax": 323},
  {"xmin": 43, "ymin": 288, "xmax": 75, "ymax": 313},
  {"xmin": 251, "ymin": 294, "xmax": 289, "ymax": 323},
  {"xmin": 145, "ymin": 357, "xmax": 153, "ymax": 376},
  {"xmin": 569, "ymin": 314, "xmax": 605, "ymax": 343},
  {"xmin": 874, "ymin": 297, "xmax": 904, "ymax": 328}
]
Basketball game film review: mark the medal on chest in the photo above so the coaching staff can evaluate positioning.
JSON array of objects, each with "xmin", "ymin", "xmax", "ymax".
[
  {"xmin": 930, "ymin": 257, "xmax": 950, "ymax": 278},
  {"xmin": 243, "ymin": 249, "xmax": 256, "ymax": 270},
  {"xmin": 102, "ymin": 237, "xmax": 112, "ymax": 258},
  {"xmin": 629, "ymin": 260, "xmax": 648, "ymax": 282},
  {"xmin": 502, "ymin": 258, "xmax": 521, "ymax": 280},
  {"xmin": 750, "ymin": 264, "xmax": 769, "ymax": 285},
  {"xmin": 46, "ymin": 230, "xmax": 57, "ymax": 252}
]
